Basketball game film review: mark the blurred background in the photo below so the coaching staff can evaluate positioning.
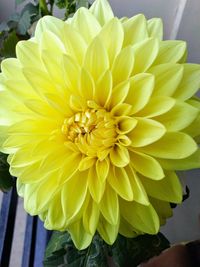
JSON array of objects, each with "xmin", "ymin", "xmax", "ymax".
[{"xmin": 0, "ymin": 0, "xmax": 200, "ymax": 266}]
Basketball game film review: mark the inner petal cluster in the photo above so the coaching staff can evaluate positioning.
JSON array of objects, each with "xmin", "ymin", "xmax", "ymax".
[{"xmin": 62, "ymin": 105, "xmax": 117, "ymax": 159}]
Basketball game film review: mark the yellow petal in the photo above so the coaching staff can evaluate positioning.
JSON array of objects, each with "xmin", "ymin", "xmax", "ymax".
[
  {"xmin": 116, "ymin": 116, "xmax": 137, "ymax": 134},
  {"xmin": 125, "ymin": 166, "xmax": 149, "ymax": 205},
  {"xmin": 147, "ymin": 18, "xmax": 163, "ymax": 40},
  {"xmin": 63, "ymin": 23, "xmax": 87, "ymax": 64},
  {"xmin": 126, "ymin": 73, "xmax": 154, "ymax": 114},
  {"xmin": 132, "ymin": 38, "xmax": 159, "ymax": 74},
  {"xmin": 112, "ymin": 46, "xmax": 134, "ymax": 86},
  {"xmin": 89, "ymin": 0, "xmax": 114, "ymax": 26},
  {"xmin": 71, "ymin": 7, "xmax": 101, "ymax": 43},
  {"xmin": 108, "ymin": 80, "xmax": 130, "ymax": 109},
  {"xmin": 68, "ymin": 220, "xmax": 93, "ymax": 250},
  {"xmin": 1, "ymin": 58, "xmax": 24, "ymax": 80},
  {"xmin": 61, "ymin": 171, "xmax": 88, "ymax": 224},
  {"xmin": 16, "ymin": 40, "xmax": 43, "ymax": 69},
  {"xmin": 84, "ymin": 37, "xmax": 109, "ymax": 81},
  {"xmin": 140, "ymin": 171, "xmax": 183, "ymax": 203},
  {"xmin": 111, "ymin": 103, "xmax": 132, "ymax": 117},
  {"xmin": 130, "ymin": 151, "xmax": 164, "ymax": 180},
  {"xmin": 129, "ymin": 118, "xmax": 166, "ymax": 147},
  {"xmin": 95, "ymin": 69, "xmax": 112, "ymax": 107},
  {"xmin": 173, "ymin": 64, "xmax": 200, "ymax": 100},
  {"xmin": 119, "ymin": 217, "xmax": 140, "ymax": 238},
  {"xmin": 35, "ymin": 15, "xmax": 64, "ymax": 40},
  {"xmin": 120, "ymin": 199, "xmax": 159, "ymax": 234},
  {"xmin": 154, "ymin": 41, "xmax": 186, "ymax": 65},
  {"xmin": 88, "ymin": 165, "xmax": 106, "ymax": 203},
  {"xmin": 100, "ymin": 184, "xmax": 119, "ymax": 225},
  {"xmin": 97, "ymin": 215, "xmax": 119, "ymax": 244},
  {"xmin": 110, "ymin": 144, "xmax": 130, "ymax": 167},
  {"xmin": 140, "ymin": 132, "xmax": 197, "ymax": 159},
  {"xmin": 96, "ymin": 158, "xmax": 110, "ymax": 182},
  {"xmin": 41, "ymin": 51, "xmax": 64, "ymax": 87},
  {"xmin": 150, "ymin": 198, "xmax": 173, "ymax": 224},
  {"xmin": 99, "ymin": 18, "xmax": 124, "ymax": 65},
  {"xmin": 44, "ymin": 191, "xmax": 66, "ymax": 230},
  {"xmin": 122, "ymin": 14, "xmax": 148, "ymax": 47},
  {"xmin": 136, "ymin": 96, "xmax": 175, "ymax": 118},
  {"xmin": 149, "ymin": 63, "xmax": 184, "ymax": 96},
  {"xmin": 107, "ymin": 167, "xmax": 133, "ymax": 201},
  {"xmin": 158, "ymin": 149, "xmax": 200, "ymax": 170},
  {"xmin": 155, "ymin": 101, "xmax": 199, "ymax": 131},
  {"xmin": 83, "ymin": 199, "xmax": 99, "ymax": 234},
  {"xmin": 39, "ymin": 30, "xmax": 65, "ymax": 54},
  {"xmin": 78, "ymin": 156, "xmax": 96, "ymax": 171},
  {"xmin": 79, "ymin": 68, "xmax": 94, "ymax": 100}
]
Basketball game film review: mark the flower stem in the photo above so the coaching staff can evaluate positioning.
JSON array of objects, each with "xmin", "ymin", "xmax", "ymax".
[{"xmin": 39, "ymin": 0, "xmax": 50, "ymax": 15}]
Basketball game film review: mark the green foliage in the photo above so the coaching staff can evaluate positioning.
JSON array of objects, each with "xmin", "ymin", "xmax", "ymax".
[
  {"xmin": 44, "ymin": 232, "xmax": 170, "ymax": 267},
  {"xmin": 111, "ymin": 233, "xmax": 170, "ymax": 267},
  {"xmin": 17, "ymin": 10, "xmax": 32, "ymax": 35},
  {"xmin": 0, "ymin": 153, "xmax": 15, "ymax": 192},
  {"xmin": 0, "ymin": 31, "xmax": 19, "ymax": 58},
  {"xmin": 15, "ymin": 0, "xmax": 27, "ymax": 5},
  {"xmin": 44, "ymin": 232, "xmax": 108, "ymax": 267}
]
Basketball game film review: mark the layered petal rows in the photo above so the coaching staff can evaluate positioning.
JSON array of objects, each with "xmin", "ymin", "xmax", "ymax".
[{"xmin": 0, "ymin": 0, "xmax": 200, "ymax": 249}]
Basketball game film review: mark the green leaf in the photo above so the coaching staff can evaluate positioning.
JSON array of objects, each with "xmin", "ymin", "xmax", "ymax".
[
  {"xmin": 44, "ymin": 232, "xmax": 108, "ymax": 267},
  {"xmin": 76, "ymin": 0, "xmax": 89, "ymax": 9},
  {"xmin": 0, "ymin": 153, "xmax": 15, "ymax": 192},
  {"xmin": 16, "ymin": 0, "xmax": 27, "ymax": 5},
  {"xmin": 111, "ymin": 233, "xmax": 170, "ymax": 267},
  {"xmin": 21, "ymin": 3, "xmax": 39, "ymax": 18},
  {"xmin": 0, "ymin": 22, "xmax": 10, "ymax": 33},
  {"xmin": 17, "ymin": 10, "xmax": 31, "ymax": 35},
  {"xmin": 0, "ymin": 31, "xmax": 19, "ymax": 58}
]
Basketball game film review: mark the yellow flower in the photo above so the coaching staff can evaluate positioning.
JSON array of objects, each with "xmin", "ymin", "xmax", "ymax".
[{"xmin": 0, "ymin": 0, "xmax": 200, "ymax": 249}]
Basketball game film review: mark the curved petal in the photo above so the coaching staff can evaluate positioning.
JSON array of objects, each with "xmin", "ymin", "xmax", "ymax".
[
  {"xmin": 112, "ymin": 46, "xmax": 134, "ymax": 86},
  {"xmin": 83, "ymin": 198, "xmax": 99, "ymax": 235},
  {"xmin": 129, "ymin": 118, "xmax": 166, "ymax": 147},
  {"xmin": 136, "ymin": 96, "xmax": 175, "ymax": 118},
  {"xmin": 83, "ymin": 37, "xmax": 109, "ymax": 81},
  {"xmin": 88, "ymin": 165, "xmax": 106, "ymax": 203},
  {"xmin": 149, "ymin": 63, "xmax": 184, "ymax": 96},
  {"xmin": 110, "ymin": 144, "xmax": 130, "ymax": 167},
  {"xmin": 130, "ymin": 151, "xmax": 164, "ymax": 180},
  {"xmin": 120, "ymin": 199, "xmax": 160, "ymax": 234},
  {"xmin": 68, "ymin": 220, "xmax": 93, "ymax": 250},
  {"xmin": 132, "ymin": 38, "xmax": 159, "ymax": 74},
  {"xmin": 100, "ymin": 184, "xmax": 119, "ymax": 225},
  {"xmin": 155, "ymin": 101, "xmax": 199, "ymax": 131},
  {"xmin": 97, "ymin": 215, "xmax": 119, "ymax": 244},
  {"xmin": 71, "ymin": 7, "xmax": 101, "ymax": 43},
  {"xmin": 99, "ymin": 18, "xmax": 124, "ymax": 65},
  {"xmin": 125, "ymin": 166, "xmax": 149, "ymax": 205},
  {"xmin": 94, "ymin": 69, "xmax": 112, "ymax": 107},
  {"xmin": 139, "ymin": 132, "xmax": 198, "ymax": 159},
  {"xmin": 35, "ymin": 15, "xmax": 64, "ymax": 40},
  {"xmin": 61, "ymin": 171, "xmax": 88, "ymax": 224},
  {"xmin": 153, "ymin": 41, "xmax": 186, "ymax": 65},
  {"xmin": 89, "ymin": 0, "xmax": 114, "ymax": 26},
  {"xmin": 107, "ymin": 167, "xmax": 133, "ymax": 201},
  {"xmin": 140, "ymin": 171, "xmax": 183, "ymax": 203},
  {"xmin": 126, "ymin": 73, "xmax": 154, "ymax": 114},
  {"xmin": 147, "ymin": 18, "xmax": 163, "ymax": 40},
  {"xmin": 108, "ymin": 80, "xmax": 130, "ymax": 109},
  {"xmin": 122, "ymin": 14, "xmax": 148, "ymax": 47},
  {"xmin": 173, "ymin": 64, "xmax": 200, "ymax": 100},
  {"xmin": 158, "ymin": 149, "xmax": 200, "ymax": 170}
]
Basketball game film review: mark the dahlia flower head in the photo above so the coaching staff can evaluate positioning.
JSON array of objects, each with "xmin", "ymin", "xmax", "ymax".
[{"xmin": 0, "ymin": 0, "xmax": 200, "ymax": 249}]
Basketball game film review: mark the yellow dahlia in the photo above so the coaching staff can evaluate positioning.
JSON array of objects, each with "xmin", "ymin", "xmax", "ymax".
[{"xmin": 0, "ymin": 0, "xmax": 200, "ymax": 249}]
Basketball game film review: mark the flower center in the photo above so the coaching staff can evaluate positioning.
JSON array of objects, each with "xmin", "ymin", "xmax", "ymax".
[{"xmin": 62, "ymin": 108, "xmax": 117, "ymax": 159}]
